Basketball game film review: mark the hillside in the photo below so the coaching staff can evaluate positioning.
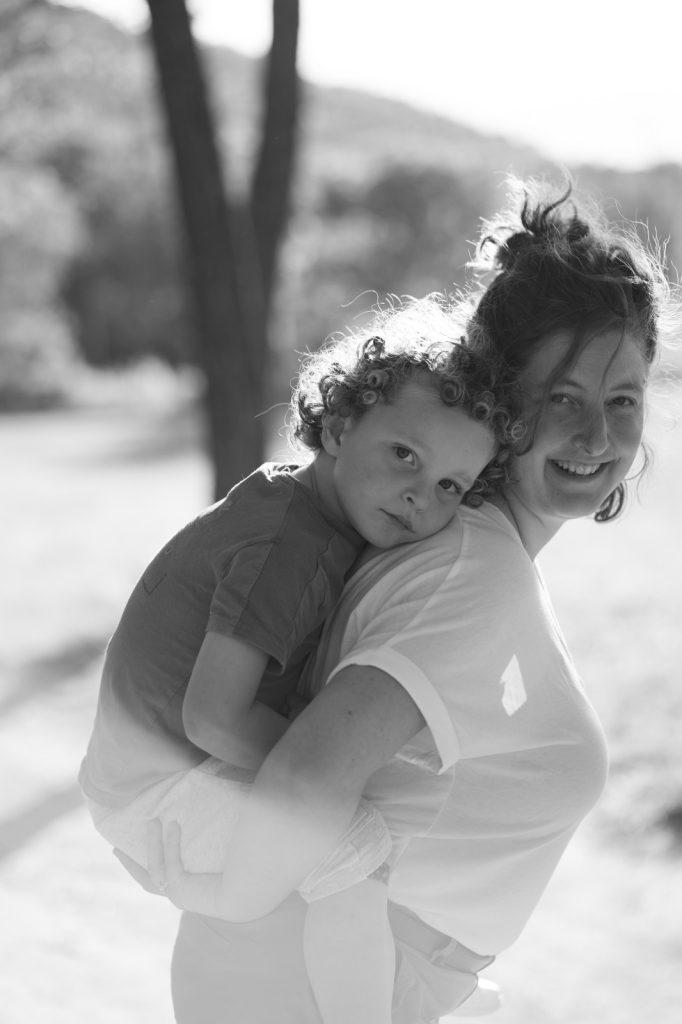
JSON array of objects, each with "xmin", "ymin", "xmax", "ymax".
[
  {"xmin": 1, "ymin": 0, "xmax": 680, "ymax": 404},
  {"xmin": 1, "ymin": 1, "xmax": 548, "ymax": 192}
]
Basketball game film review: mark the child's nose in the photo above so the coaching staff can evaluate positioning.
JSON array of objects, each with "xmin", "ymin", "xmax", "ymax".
[{"xmin": 403, "ymin": 485, "xmax": 428, "ymax": 511}]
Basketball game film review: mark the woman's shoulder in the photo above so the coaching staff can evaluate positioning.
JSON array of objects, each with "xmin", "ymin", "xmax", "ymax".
[
  {"xmin": 345, "ymin": 502, "xmax": 526, "ymax": 619},
  {"xmin": 357, "ymin": 513, "xmax": 465, "ymax": 584},
  {"xmin": 458, "ymin": 499, "xmax": 520, "ymax": 539},
  {"xmin": 458, "ymin": 500, "xmax": 529, "ymax": 566}
]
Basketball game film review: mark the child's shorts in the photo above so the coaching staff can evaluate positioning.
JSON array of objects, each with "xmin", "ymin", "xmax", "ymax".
[{"xmin": 83, "ymin": 755, "xmax": 393, "ymax": 903}]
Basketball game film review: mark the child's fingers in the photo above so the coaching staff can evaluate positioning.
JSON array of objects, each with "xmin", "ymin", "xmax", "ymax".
[{"xmin": 147, "ymin": 817, "xmax": 167, "ymax": 890}]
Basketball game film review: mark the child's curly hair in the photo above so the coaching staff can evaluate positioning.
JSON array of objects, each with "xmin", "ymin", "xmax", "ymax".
[{"xmin": 290, "ymin": 295, "xmax": 525, "ymax": 506}]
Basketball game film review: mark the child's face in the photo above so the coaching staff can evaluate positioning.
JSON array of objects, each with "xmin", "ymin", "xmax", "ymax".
[{"xmin": 325, "ymin": 380, "xmax": 497, "ymax": 548}]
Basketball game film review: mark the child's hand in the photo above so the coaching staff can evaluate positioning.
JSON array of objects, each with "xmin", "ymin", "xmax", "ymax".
[{"xmin": 146, "ymin": 818, "xmax": 223, "ymax": 916}]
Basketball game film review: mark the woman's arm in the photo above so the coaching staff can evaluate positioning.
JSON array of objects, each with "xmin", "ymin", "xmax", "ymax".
[
  {"xmin": 182, "ymin": 631, "xmax": 289, "ymax": 767},
  {"xmin": 151, "ymin": 664, "xmax": 425, "ymax": 919}
]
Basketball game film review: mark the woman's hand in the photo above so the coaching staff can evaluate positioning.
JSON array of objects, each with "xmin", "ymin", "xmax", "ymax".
[
  {"xmin": 146, "ymin": 818, "xmax": 224, "ymax": 916},
  {"xmin": 113, "ymin": 848, "xmax": 163, "ymax": 894}
]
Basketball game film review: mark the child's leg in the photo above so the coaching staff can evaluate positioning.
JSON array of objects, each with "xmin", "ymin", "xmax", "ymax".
[
  {"xmin": 303, "ymin": 875, "xmax": 394, "ymax": 1024},
  {"xmin": 296, "ymin": 798, "xmax": 394, "ymax": 1022}
]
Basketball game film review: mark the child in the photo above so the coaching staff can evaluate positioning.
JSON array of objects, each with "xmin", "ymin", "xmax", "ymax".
[{"xmin": 79, "ymin": 296, "xmax": 520, "ymax": 1023}]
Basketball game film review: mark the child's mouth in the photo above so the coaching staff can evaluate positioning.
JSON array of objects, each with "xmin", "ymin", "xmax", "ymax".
[{"xmin": 383, "ymin": 510, "xmax": 415, "ymax": 532}]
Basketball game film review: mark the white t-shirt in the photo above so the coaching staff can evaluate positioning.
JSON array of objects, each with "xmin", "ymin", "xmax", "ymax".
[{"xmin": 303, "ymin": 502, "xmax": 608, "ymax": 954}]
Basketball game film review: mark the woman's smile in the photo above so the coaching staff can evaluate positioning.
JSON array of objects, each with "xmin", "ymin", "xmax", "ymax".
[
  {"xmin": 547, "ymin": 458, "xmax": 611, "ymax": 480},
  {"xmin": 506, "ymin": 327, "xmax": 648, "ymax": 535}
]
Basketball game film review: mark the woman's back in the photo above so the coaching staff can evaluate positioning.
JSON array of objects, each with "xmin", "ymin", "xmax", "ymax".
[{"xmin": 303, "ymin": 501, "xmax": 608, "ymax": 953}]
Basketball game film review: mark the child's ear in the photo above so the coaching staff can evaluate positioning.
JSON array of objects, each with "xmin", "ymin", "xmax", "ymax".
[{"xmin": 320, "ymin": 413, "xmax": 350, "ymax": 457}]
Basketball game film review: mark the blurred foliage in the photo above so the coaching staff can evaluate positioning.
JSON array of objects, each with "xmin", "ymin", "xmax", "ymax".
[
  {"xmin": 1, "ymin": 1, "xmax": 681, "ymax": 409},
  {"xmin": 287, "ymin": 167, "xmax": 491, "ymax": 347},
  {"xmin": 0, "ymin": 159, "xmax": 83, "ymax": 406},
  {"xmin": 62, "ymin": 187, "xmax": 192, "ymax": 367}
]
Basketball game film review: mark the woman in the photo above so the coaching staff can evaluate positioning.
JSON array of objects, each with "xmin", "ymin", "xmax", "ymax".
[{"xmin": 155, "ymin": 182, "xmax": 671, "ymax": 1023}]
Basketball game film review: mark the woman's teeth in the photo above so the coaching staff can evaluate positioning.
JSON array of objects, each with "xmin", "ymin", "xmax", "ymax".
[{"xmin": 553, "ymin": 460, "xmax": 602, "ymax": 476}]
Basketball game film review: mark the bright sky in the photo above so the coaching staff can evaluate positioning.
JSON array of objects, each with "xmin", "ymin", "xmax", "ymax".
[{"xmin": 57, "ymin": 0, "xmax": 680, "ymax": 170}]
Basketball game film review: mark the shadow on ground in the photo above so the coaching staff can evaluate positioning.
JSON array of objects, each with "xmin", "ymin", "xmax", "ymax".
[
  {"xmin": 0, "ymin": 784, "xmax": 84, "ymax": 861},
  {"xmin": 0, "ymin": 636, "xmax": 106, "ymax": 715}
]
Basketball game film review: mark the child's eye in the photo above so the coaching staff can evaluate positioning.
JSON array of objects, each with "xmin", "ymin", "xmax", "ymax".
[
  {"xmin": 439, "ymin": 479, "xmax": 462, "ymax": 497},
  {"xmin": 394, "ymin": 446, "xmax": 416, "ymax": 465}
]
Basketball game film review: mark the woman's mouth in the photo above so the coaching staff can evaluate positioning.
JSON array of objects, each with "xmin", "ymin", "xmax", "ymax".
[{"xmin": 549, "ymin": 459, "xmax": 608, "ymax": 479}]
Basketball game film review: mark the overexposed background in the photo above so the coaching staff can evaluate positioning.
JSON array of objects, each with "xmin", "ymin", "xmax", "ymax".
[{"xmin": 59, "ymin": 0, "xmax": 682, "ymax": 169}]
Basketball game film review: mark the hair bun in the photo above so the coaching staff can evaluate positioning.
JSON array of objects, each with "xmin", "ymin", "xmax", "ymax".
[{"xmin": 497, "ymin": 230, "xmax": 536, "ymax": 270}]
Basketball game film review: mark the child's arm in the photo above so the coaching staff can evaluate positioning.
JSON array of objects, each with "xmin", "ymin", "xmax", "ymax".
[{"xmin": 182, "ymin": 631, "xmax": 289, "ymax": 768}]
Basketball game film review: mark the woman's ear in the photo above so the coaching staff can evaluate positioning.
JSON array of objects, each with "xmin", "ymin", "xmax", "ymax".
[{"xmin": 320, "ymin": 414, "xmax": 350, "ymax": 457}]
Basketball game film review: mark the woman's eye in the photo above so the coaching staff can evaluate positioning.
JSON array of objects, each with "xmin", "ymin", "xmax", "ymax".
[
  {"xmin": 610, "ymin": 395, "xmax": 637, "ymax": 409},
  {"xmin": 395, "ymin": 446, "xmax": 415, "ymax": 464},
  {"xmin": 439, "ymin": 479, "xmax": 462, "ymax": 497},
  {"xmin": 550, "ymin": 393, "xmax": 575, "ymax": 406}
]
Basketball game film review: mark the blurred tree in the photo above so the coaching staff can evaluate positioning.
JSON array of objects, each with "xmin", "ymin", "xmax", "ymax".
[
  {"xmin": 278, "ymin": 164, "xmax": 492, "ymax": 366},
  {"xmin": 250, "ymin": 1, "xmax": 300, "ymax": 310},
  {"xmin": 0, "ymin": 0, "xmax": 47, "ymax": 69},
  {"xmin": 145, "ymin": 0, "xmax": 299, "ymax": 497},
  {"xmin": 0, "ymin": 161, "xmax": 84, "ymax": 407},
  {"xmin": 3, "ymin": 2, "xmax": 680, "ymax": 419},
  {"xmin": 0, "ymin": 1, "xmax": 86, "ymax": 407},
  {"xmin": 62, "ymin": 189, "xmax": 191, "ymax": 368}
]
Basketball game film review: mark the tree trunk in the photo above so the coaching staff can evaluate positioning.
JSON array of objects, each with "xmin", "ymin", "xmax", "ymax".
[
  {"xmin": 250, "ymin": 0, "xmax": 301, "ymax": 314},
  {"xmin": 145, "ymin": 0, "xmax": 264, "ymax": 498}
]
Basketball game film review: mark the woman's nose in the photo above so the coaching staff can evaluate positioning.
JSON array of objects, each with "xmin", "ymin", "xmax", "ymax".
[{"xmin": 573, "ymin": 407, "xmax": 609, "ymax": 456}]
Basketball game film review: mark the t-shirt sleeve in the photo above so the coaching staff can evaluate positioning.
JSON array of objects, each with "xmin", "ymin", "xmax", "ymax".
[
  {"xmin": 327, "ymin": 643, "xmax": 459, "ymax": 773},
  {"xmin": 309, "ymin": 537, "xmax": 481, "ymax": 774},
  {"xmin": 207, "ymin": 540, "xmax": 330, "ymax": 670}
]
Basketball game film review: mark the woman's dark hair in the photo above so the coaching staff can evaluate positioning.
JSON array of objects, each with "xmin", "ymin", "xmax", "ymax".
[{"xmin": 469, "ymin": 179, "xmax": 670, "ymax": 521}]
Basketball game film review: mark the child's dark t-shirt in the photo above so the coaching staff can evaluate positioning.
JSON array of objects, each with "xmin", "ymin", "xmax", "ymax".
[{"xmin": 79, "ymin": 463, "xmax": 364, "ymax": 807}]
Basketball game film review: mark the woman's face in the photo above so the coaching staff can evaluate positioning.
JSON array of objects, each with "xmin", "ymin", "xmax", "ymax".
[{"xmin": 508, "ymin": 328, "xmax": 649, "ymax": 524}]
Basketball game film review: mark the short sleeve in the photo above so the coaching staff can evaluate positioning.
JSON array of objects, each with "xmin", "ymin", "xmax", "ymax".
[
  {"xmin": 307, "ymin": 535, "xmax": 469, "ymax": 775},
  {"xmin": 327, "ymin": 647, "xmax": 459, "ymax": 773},
  {"xmin": 207, "ymin": 540, "xmax": 330, "ymax": 670}
]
